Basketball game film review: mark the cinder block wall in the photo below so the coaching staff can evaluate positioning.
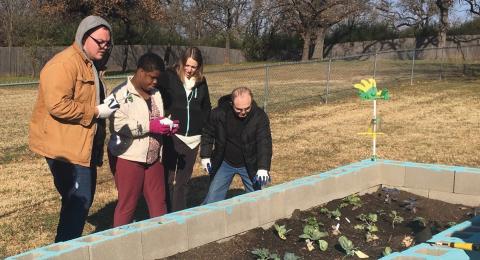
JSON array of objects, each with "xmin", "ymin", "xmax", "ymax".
[{"xmin": 8, "ymin": 159, "xmax": 480, "ymax": 260}]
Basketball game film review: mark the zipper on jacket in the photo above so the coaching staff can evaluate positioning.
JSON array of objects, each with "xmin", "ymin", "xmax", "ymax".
[{"xmin": 185, "ymin": 89, "xmax": 197, "ymax": 136}]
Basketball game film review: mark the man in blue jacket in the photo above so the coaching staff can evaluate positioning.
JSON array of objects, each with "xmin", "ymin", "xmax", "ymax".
[{"xmin": 201, "ymin": 87, "xmax": 272, "ymax": 204}]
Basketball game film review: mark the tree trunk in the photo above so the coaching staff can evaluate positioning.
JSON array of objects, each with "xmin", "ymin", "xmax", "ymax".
[
  {"xmin": 437, "ymin": 7, "xmax": 449, "ymax": 50},
  {"xmin": 121, "ymin": 20, "xmax": 131, "ymax": 72},
  {"xmin": 301, "ymin": 30, "xmax": 312, "ymax": 61},
  {"xmin": 164, "ymin": 44, "xmax": 172, "ymax": 66},
  {"xmin": 436, "ymin": 0, "xmax": 453, "ymax": 51},
  {"xmin": 311, "ymin": 27, "xmax": 326, "ymax": 60},
  {"xmin": 224, "ymin": 31, "xmax": 231, "ymax": 64}
]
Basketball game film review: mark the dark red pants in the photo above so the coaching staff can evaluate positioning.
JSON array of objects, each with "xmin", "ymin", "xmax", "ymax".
[{"xmin": 108, "ymin": 153, "xmax": 167, "ymax": 227}]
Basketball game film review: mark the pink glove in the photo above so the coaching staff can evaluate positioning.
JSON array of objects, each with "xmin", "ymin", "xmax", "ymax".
[{"xmin": 149, "ymin": 117, "xmax": 171, "ymax": 135}]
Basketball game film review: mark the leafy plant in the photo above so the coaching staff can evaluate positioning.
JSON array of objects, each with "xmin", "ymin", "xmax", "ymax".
[
  {"xmin": 340, "ymin": 194, "xmax": 362, "ymax": 209},
  {"xmin": 318, "ymin": 240, "xmax": 328, "ymax": 251},
  {"xmin": 413, "ymin": 217, "xmax": 427, "ymax": 227},
  {"xmin": 447, "ymin": 221, "xmax": 457, "ymax": 227},
  {"xmin": 338, "ymin": 235, "xmax": 356, "ymax": 257},
  {"xmin": 357, "ymin": 213, "xmax": 378, "ymax": 233},
  {"xmin": 251, "ymin": 248, "xmax": 280, "ymax": 260},
  {"xmin": 274, "ymin": 224, "xmax": 291, "ymax": 240},
  {"xmin": 383, "ymin": 246, "xmax": 392, "ymax": 256},
  {"xmin": 299, "ymin": 224, "xmax": 328, "ymax": 241},
  {"xmin": 283, "ymin": 252, "xmax": 302, "ymax": 260},
  {"xmin": 303, "ymin": 216, "xmax": 323, "ymax": 230},
  {"xmin": 354, "ymin": 224, "xmax": 365, "ymax": 230},
  {"xmin": 320, "ymin": 207, "xmax": 342, "ymax": 220},
  {"xmin": 389, "ymin": 210, "xmax": 404, "ymax": 228}
]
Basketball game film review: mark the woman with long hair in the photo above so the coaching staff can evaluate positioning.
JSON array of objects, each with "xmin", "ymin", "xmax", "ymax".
[{"xmin": 159, "ymin": 47, "xmax": 211, "ymax": 212}]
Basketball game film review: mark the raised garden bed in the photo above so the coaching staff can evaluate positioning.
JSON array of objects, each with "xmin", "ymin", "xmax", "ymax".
[
  {"xmin": 9, "ymin": 160, "xmax": 480, "ymax": 260},
  {"xmin": 167, "ymin": 189, "xmax": 474, "ymax": 259}
]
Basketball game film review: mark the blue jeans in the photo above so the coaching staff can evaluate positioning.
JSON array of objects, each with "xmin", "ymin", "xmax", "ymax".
[
  {"xmin": 46, "ymin": 158, "xmax": 97, "ymax": 242},
  {"xmin": 203, "ymin": 161, "xmax": 254, "ymax": 204}
]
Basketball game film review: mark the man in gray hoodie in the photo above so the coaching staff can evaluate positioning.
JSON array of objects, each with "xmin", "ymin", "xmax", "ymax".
[{"xmin": 29, "ymin": 16, "xmax": 117, "ymax": 242}]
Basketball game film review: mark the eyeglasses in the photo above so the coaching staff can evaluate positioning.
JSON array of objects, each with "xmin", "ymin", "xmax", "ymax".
[{"xmin": 89, "ymin": 35, "xmax": 112, "ymax": 49}]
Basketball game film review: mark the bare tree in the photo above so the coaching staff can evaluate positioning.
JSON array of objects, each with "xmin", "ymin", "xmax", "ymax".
[
  {"xmin": 38, "ymin": 0, "xmax": 169, "ymax": 71},
  {"xmin": 436, "ymin": 0, "xmax": 454, "ymax": 48},
  {"xmin": 280, "ymin": 0, "xmax": 366, "ymax": 61},
  {"xmin": 377, "ymin": 0, "xmax": 438, "ymax": 46},
  {"xmin": 0, "ymin": 0, "xmax": 32, "ymax": 47},
  {"xmin": 464, "ymin": 0, "xmax": 480, "ymax": 15},
  {"xmin": 192, "ymin": 0, "xmax": 250, "ymax": 64}
]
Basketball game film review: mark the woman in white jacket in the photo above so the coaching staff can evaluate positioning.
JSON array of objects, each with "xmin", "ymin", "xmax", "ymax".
[{"xmin": 108, "ymin": 53, "xmax": 178, "ymax": 227}]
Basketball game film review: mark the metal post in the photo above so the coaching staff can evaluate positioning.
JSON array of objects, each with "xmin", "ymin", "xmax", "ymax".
[
  {"xmin": 263, "ymin": 64, "xmax": 269, "ymax": 113},
  {"xmin": 410, "ymin": 48, "xmax": 416, "ymax": 86},
  {"xmin": 325, "ymin": 57, "xmax": 332, "ymax": 104},
  {"xmin": 440, "ymin": 47, "xmax": 445, "ymax": 81},
  {"xmin": 372, "ymin": 99, "xmax": 377, "ymax": 161},
  {"xmin": 373, "ymin": 51, "xmax": 378, "ymax": 79}
]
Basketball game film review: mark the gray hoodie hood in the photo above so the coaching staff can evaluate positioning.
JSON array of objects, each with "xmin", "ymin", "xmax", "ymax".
[
  {"xmin": 75, "ymin": 15, "xmax": 113, "ymax": 69},
  {"xmin": 74, "ymin": 16, "xmax": 113, "ymax": 106}
]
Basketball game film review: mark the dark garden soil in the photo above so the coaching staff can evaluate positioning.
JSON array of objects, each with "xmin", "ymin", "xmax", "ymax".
[{"xmin": 165, "ymin": 188, "xmax": 475, "ymax": 260}]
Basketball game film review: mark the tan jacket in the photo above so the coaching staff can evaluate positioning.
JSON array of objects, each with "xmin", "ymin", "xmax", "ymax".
[
  {"xmin": 108, "ymin": 77, "xmax": 165, "ymax": 163},
  {"xmin": 29, "ymin": 44, "xmax": 103, "ymax": 167}
]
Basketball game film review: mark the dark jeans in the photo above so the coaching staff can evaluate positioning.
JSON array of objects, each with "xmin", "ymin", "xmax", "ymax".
[
  {"xmin": 163, "ymin": 135, "xmax": 199, "ymax": 212},
  {"xmin": 46, "ymin": 158, "xmax": 97, "ymax": 242}
]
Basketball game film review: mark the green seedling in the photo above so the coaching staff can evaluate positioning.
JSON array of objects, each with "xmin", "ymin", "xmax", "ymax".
[
  {"xmin": 413, "ymin": 217, "xmax": 427, "ymax": 227},
  {"xmin": 389, "ymin": 210, "xmax": 404, "ymax": 228},
  {"xmin": 340, "ymin": 194, "xmax": 362, "ymax": 209},
  {"xmin": 251, "ymin": 248, "xmax": 280, "ymax": 260},
  {"xmin": 383, "ymin": 246, "xmax": 392, "ymax": 256},
  {"xmin": 318, "ymin": 240, "xmax": 328, "ymax": 251},
  {"xmin": 283, "ymin": 252, "xmax": 302, "ymax": 260},
  {"xmin": 338, "ymin": 235, "xmax": 357, "ymax": 257},
  {"xmin": 274, "ymin": 224, "xmax": 291, "ymax": 240},
  {"xmin": 354, "ymin": 224, "xmax": 365, "ymax": 230},
  {"xmin": 447, "ymin": 221, "xmax": 457, "ymax": 227},
  {"xmin": 320, "ymin": 207, "xmax": 342, "ymax": 220},
  {"xmin": 357, "ymin": 213, "xmax": 378, "ymax": 233},
  {"xmin": 304, "ymin": 216, "xmax": 323, "ymax": 230},
  {"xmin": 299, "ymin": 224, "xmax": 328, "ymax": 241}
]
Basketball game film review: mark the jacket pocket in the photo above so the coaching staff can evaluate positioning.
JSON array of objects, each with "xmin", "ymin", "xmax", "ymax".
[{"xmin": 75, "ymin": 76, "xmax": 95, "ymax": 102}]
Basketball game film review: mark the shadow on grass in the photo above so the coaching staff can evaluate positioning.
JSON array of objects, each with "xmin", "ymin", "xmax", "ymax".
[{"xmin": 87, "ymin": 174, "xmax": 247, "ymax": 233}]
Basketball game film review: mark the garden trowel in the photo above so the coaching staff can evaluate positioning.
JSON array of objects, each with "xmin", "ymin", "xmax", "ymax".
[{"xmin": 426, "ymin": 241, "xmax": 480, "ymax": 251}]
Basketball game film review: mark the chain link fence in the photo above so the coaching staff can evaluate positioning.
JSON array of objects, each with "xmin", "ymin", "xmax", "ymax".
[
  {"xmin": 1, "ymin": 45, "xmax": 479, "ymax": 114},
  {"xmin": 207, "ymin": 44, "xmax": 480, "ymax": 114}
]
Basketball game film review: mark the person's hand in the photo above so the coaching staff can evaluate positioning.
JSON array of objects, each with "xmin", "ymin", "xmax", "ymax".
[
  {"xmin": 201, "ymin": 158, "xmax": 212, "ymax": 174},
  {"xmin": 158, "ymin": 117, "xmax": 180, "ymax": 135},
  {"xmin": 96, "ymin": 94, "xmax": 120, "ymax": 119},
  {"xmin": 149, "ymin": 117, "xmax": 171, "ymax": 134},
  {"xmin": 255, "ymin": 169, "xmax": 270, "ymax": 186},
  {"xmin": 170, "ymin": 120, "xmax": 180, "ymax": 135}
]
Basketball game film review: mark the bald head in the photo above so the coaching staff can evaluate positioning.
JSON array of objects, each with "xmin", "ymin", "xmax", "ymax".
[{"xmin": 231, "ymin": 87, "xmax": 253, "ymax": 118}]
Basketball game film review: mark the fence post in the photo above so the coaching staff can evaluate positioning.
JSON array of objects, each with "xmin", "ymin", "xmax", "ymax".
[
  {"xmin": 440, "ymin": 47, "xmax": 445, "ymax": 81},
  {"xmin": 410, "ymin": 48, "xmax": 416, "ymax": 86},
  {"xmin": 325, "ymin": 57, "xmax": 332, "ymax": 104},
  {"xmin": 263, "ymin": 64, "xmax": 269, "ymax": 113},
  {"xmin": 373, "ymin": 50, "xmax": 378, "ymax": 79}
]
